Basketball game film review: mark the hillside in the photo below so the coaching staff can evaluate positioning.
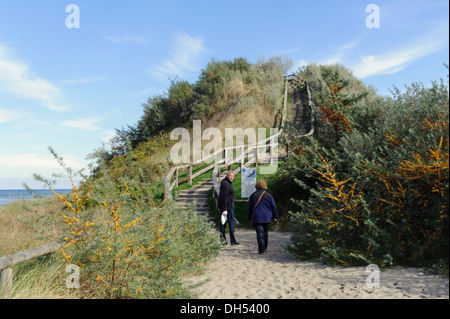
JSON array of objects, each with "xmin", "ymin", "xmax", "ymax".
[
  {"xmin": 1, "ymin": 58, "xmax": 447, "ymax": 299},
  {"xmin": 0, "ymin": 56, "xmax": 294, "ymax": 299},
  {"xmin": 87, "ymin": 56, "xmax": 292, "ymax": 195},
  {"xmin": 84, "ymin": 59, "xmax": 450, "ymax": 274}
]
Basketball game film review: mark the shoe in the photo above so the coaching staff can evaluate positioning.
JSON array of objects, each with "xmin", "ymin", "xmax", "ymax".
[{"xmin": 231, "ymin": 242, "xmax": 240, "ymax": 246}]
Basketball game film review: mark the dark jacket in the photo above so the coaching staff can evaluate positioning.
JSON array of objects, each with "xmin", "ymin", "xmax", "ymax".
[
  {"xmin": 248, "ymin": 189, "xmax": 278, "ymax": 224},
  {"xmin": 218, "ymin": 177, "xmax": 235, "ymax": 213}
]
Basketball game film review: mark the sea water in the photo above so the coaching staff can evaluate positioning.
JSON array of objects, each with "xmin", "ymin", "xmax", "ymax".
[{"xmin": 0, "ymin": 189, "xmax": 71, "ymax": 206}]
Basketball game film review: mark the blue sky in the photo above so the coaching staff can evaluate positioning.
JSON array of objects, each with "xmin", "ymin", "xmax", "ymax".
[{"xmin": 0, "ymin": 0, "xmax": 448, "ymax": 189}]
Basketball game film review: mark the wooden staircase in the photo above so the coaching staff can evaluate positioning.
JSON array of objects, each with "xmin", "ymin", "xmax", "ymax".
[
  {"xmin": 174, "ymin": 179, "xmax": 215, "ymax": 223},
  {"xmin": 168, "ymin": 75, "xmax": 314, "ymax": 222},
  {"xmin": 287, "ymin": 79, "xmax": 313, "ymax": 136}
]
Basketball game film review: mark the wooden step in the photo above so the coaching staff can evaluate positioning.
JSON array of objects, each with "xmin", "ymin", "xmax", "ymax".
[
  {"xmin": 175, "ymin": 202, "xmax": 209, "ymax": 208},
  {"xmin": 177, "ymin": 194, "xmax": 209, "ymax": 200},
  {"xmin": 178, "ymin": 189, "xmax": 211, "ymax": 195}
]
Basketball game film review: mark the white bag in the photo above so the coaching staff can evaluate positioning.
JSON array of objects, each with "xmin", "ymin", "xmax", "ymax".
[{"xmin": 221, "ymin": 211, "xmax": 227, "ymax": 225}]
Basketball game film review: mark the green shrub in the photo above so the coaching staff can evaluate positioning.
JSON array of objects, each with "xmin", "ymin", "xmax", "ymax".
[
  {"xmin": 285, "ymin": 64, "xmax": 449, "ymax": 272},
  {"xmin": 28, "ymin": 149, "xmax": 221, "ymax": 299}
]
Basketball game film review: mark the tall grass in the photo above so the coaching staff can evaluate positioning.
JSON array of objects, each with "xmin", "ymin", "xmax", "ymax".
[
  {"xmin": 0, "ymin": 197, "xmax": 79, "ymax": 299},
  {"xmin": 1, "ymin": 148, "xmax": 222, "ymax": 299},
  {"xmin": 0, "ymin": 197, "xmax": 64, "ymax": 256}
]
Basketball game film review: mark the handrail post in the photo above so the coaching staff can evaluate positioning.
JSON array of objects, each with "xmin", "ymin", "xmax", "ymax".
[
  {"xmin": 0, "ymin": 267, "xmax": 13, "ymax": 296},
  {"xmin": 240, "ymin": 146, "xmax": 244, "ymax": 171},
  {"xmin": 224, "ymin": 149, "xmax": 232, "ymax": 171},
  {"xmin": 0, "ymin": 240, "xmax": 62, "ymax": 295},
  {"xmin": 188, "ymin": 165, "xmax": 193, "ymax": 185},
  {"xmin": 269, "ymin": 141, "xmax": 274, "ymax": 165},
  {"xmin": 175, "ymin": 169, "xmax": 179, "ymax": 188},
  {"xmin": 286, "ymin": 139, "xmax": 290, "ymax": 157}
]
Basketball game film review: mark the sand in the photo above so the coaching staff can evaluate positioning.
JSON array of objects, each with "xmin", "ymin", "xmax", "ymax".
[{"xmin": 188, "ymin": 229, "xmax": 449, "ymax": 299}]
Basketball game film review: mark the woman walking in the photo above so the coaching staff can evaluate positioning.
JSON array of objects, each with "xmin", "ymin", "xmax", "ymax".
[{"xmin": 248, "ymin": 180, "xmax": 278, "ymax": 255}]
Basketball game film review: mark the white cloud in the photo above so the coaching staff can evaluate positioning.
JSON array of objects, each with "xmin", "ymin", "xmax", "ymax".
[
  {"xmin": 291, "ymin": 59, "xmax": 308, "ymax": 73},
  {"xmin": 61, "ymin": 76, "xmax": 106, "ymax": 85},
  {"xmin": 104, "ymin": 35, "xmax": 147, "ymax": 44},
  {"xmin": 0, "ymin": 153, "xmax": 89, "ymax": 184},
  {"xmin": 338, "ymin": 42, "xmax": 358, "ymax": 51},
  {"xmin": 350, "ymin": 38, "xmax": 447, "ymax": 79},
  {"xmin": 0, "ymin": 108, "xmax": 54, "ymax": 128},
  {"xmin": 276, "ymin": 47, "xmax": 301, "ymax": 55},
  {"xmin": 381, "ymin": 0, "xmax": 449, "ymax": 29},
  {"xmin": 321, "ymin": 41, "xmax": 361, "ymax": 66},
  {"xmin": 101, "ymin": 129, "xmax": 116, "ymax": 143},
  {"xmin": 131, "ymin": 86, "xmax": 162, "ymax": 96},
  {"xmin": 0, "ymin": 109, "xmax": 22, "ymax": 123},
  {"xmin": 0, "ymin": 45, "xmax": 68, "ymax": 112},
  {"xmin": 149, "ymin": 32, "xmax": 206, "ymax": 80},
  {"xmin": 0, "ymin": 153, "xmax": 78, "ymax": 169},
  {"xmin": 61, "ymin": 117, "xmax": 103, "ymax": 131},
  {"xmin": 290, "ymin": 41, "xmax": 358, "ymax": 73},
  {"xmin": 0, "ymin": 177, "xmax": 82, "ymax": 190}
]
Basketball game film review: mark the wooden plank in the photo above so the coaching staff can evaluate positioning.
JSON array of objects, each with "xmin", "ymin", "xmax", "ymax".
[
  {"xmin": 188, "ymin": 165, "xmax": 193, "ymax": 185},
  {"xmin": 0, "ymin": 241, "xmax": 62, "ymax": 271},
  {"xmin": 170, "ymin": 179, "xmax": 177, "ymax": 191},
  {"xmin": 191, "ymin": 163, "xmax": 216, "ymax": 179},
  {"xmin": 0, "ymin": 267, "xmax": 12, "ymax": 295},
  {"xmin": 178, "ymin": 176, "xmax": 191, "ymax": 184}
]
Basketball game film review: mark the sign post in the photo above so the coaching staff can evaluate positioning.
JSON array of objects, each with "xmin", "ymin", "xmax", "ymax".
[{"xmin": 241, "ymin": 168, "xmax": 256, "ymax": 198}]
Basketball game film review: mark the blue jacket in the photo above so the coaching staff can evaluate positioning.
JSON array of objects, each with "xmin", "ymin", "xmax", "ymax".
[{"xmin": 248, "ymin": 189, "xmax": 278, "ymax": 224}]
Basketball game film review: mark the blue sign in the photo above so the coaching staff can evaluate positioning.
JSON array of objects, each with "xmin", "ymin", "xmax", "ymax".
[{"xmin": 241, "ymin": 168, "xmax": 256, "ymax": 198}]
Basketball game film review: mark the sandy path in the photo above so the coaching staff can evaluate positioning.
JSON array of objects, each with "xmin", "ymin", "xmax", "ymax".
[{"xmin": 188, "ymin": 229, "xmax": 449, "ymax": 299}]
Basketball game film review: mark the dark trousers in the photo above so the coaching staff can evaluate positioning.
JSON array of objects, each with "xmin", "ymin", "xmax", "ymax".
[
  {"xmin": 255, "ymin": 223, "xmax": 270, "ymax": 253},
  {"xmin": 220, "ymin": 209, "xmax": 237, "ymax": 244}
]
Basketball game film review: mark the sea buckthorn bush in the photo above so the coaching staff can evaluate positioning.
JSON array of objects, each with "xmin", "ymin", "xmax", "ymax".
[
  {"xmin": 284, "ymin": 64, "xmax": 448, "ymax": 273},
  {"xmin": 34, "ymin": 149, "xmax": 221, "ymax": 298}
]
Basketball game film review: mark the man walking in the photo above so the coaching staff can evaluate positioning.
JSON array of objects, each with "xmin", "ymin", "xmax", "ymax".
[{"xmin": 219, "ymin": 171, "xmax": 239, "ymax": 245}]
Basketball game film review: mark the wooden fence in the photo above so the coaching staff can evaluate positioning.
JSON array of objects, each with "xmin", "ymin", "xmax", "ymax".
[
  {"xmin": 0, "ymin": 241, "xmax": 62, "ymax": 294},
  {"xmin": 164, "ymin": 74, "xmax": 315, "ymax": 201}
]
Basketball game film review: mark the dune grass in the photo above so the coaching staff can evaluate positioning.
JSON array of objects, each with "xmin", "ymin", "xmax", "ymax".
[{"xmin": 0, "ymin": 197, "xmax": 80, "ymax": 299}]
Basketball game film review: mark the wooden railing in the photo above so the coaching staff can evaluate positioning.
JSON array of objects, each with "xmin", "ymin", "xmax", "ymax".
[
  {"xmin": 164, "ymin": 76, "xmax": 291, "ymax": 200},
  {"xmin": 210, "ymin": 74, "xmax": 315, "ymax": 206},
  {"xmin": 0, "ymin": 240, "xmax": 62, "ymax": 294},
  {"xmin": 164, "ymin": 135, "xmax": 282, "ymax": 200},
  {"xmin": 164, "ymin": 74, "xmax": 315, "ymax": 201},
  {"xmin": 211, "ymin": 144, "xmax": 279, "ymax": 207}
]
